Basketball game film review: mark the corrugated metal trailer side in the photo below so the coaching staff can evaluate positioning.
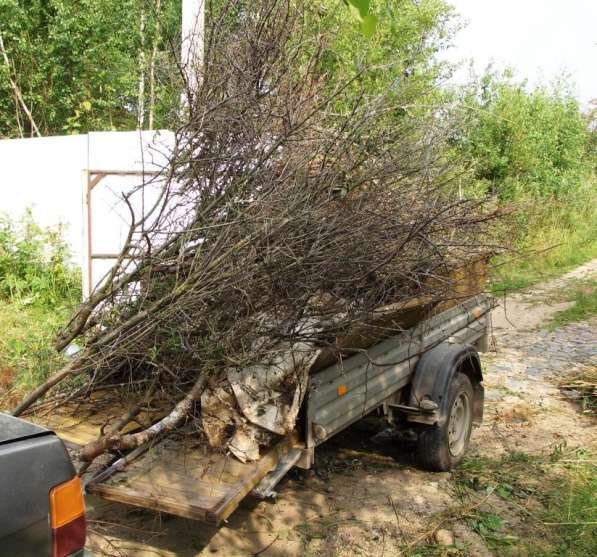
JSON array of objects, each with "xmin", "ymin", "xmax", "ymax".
[{"xmin": 305, "ymin": 294, "xmax": 492, "ymax": 456}]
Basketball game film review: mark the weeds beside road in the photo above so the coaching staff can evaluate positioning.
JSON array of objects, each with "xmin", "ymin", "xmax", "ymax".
[
  {"xmin": 489, "ymin": 182, "xmax": 596, "ymax": 294},
  {"xmin": 547, "ymin": 280, "xmax": 597, "ymax": 330},
  {"xmin": 452, "ymin": 447, "xmax": 596, "ymax": 556},
  {"xmin": 0, "ymin": 212, "xmax": 79, "ymax": 403}
]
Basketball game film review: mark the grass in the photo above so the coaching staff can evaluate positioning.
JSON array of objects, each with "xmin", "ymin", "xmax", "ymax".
[
  {"xmin": 541, "ymin": 455, "xmax": 597, "ymax": 556},
  {"xmin": 547, "ymin": 280, "xmax": 597, "ymax": 329},
  {"xmin": 0, "ymin": 299, "xmax": 75, "ymax": 408},
  {"xmin": 490, "ymin": 183, "xmax": 597, "ymax": 293},
  {"xmin": 449, "ymin": 447, "xmax": 597, "ymax": 556}
]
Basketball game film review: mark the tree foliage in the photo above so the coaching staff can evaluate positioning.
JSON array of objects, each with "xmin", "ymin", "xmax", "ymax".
[
  {"xmin": 0, "ymin": 0, "xmax": 458, "ymax": 138},
  {"xmin": 0, "ymin": 0, "xmax": 182, "ymax": 137},
  {"xmin": 314, "ymin": 0, "xmax": 457, "ymax": 110},
  {"xmin": 455, "ymin": 71, "xmax": 592, "ymax": 200}
]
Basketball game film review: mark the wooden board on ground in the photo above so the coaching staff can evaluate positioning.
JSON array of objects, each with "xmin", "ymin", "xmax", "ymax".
[{"xmin": 88, "ymin": 433, "xmax": 300, "ymax": 525}]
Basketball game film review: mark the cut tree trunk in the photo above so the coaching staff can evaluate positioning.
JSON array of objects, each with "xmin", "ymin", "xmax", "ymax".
[{"xmin": 80, "ymin": 374, "xmax": 207, "ymax": 461}]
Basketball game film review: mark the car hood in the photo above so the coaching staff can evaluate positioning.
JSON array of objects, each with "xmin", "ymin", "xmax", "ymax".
[{"xmin": 0, "ymin": 413, "xmax": 50, "ymax": 445}]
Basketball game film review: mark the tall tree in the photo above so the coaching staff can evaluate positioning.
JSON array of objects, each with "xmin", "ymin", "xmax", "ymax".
[{"xmin": 0, "ymin": 0, "xmax": 182, "ymax": 137}]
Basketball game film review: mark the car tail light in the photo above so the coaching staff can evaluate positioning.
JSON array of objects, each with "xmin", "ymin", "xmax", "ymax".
[{"xmin": 49, "ymin": 476, "xmax": 86, "ymax": 557}]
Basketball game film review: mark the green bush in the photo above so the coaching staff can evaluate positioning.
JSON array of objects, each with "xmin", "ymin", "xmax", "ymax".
[
  {"xmin": 0, "ymin": 211, "xmax": 81, "ymax": 307},
  {"xmin": 452, "ymin": 71, "xmax": 596, "ymax": 291},
  {"xmin": 0, "ymin": 212, "xmax": 81, "ymax": 396},
  {"xmin": 457, "ymin": 72, "xmax": 591, "ymax": 202},
  {"xmin": 489, "ymin": 181, "xmax": 597, "ymax": 292}
]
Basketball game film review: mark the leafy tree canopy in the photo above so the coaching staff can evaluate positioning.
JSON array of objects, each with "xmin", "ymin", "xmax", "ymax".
[
  {"xmin": 0, "ymin": 0, "xmax": 181, "ymax": 137},
  {"xmin": 455, "ymin": 69, "xmax": 591, "ymax": 200},
  {"xmin": 0, "ymin": 0, "xmax": 456, "ymax": 138}
]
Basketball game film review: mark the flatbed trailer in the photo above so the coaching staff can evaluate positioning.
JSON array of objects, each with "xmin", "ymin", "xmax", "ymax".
[{"xmin": 40, "ymin": 293, "xmax": 493, "ymax": 526}]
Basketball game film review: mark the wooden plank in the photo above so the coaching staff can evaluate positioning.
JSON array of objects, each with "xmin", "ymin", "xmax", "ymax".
[
  {"xmin": 207, "ymin": 435, "xmax": 297, "ymax": 524},
  {"xmin": 90, "ymin": 253, "xmax": 143, "ymax": 260},
  {"xmin": 310, "ymin": 295, "xmax": 435, "ymax": 372},
  {"xmin": 88, "ymin": 169, "xmax": 162, "ymax": 176},
  {"xmin": 31, "ymin": 411, "xmax": 106, "ymax": 447},
  {"xmin": 86, "ymin": 171, "xmax": 93, "ymax": 295},
  {"xmin": 36, "ymin": 402, "xmax": 300, "ymax": 524},
  {"xmin": 90, "ymin": 483, "xmax": 212, "ymax": 522},
  {"xmin": 310, "ymin": 257, "xmax": 489, "ymax": 372},
  {"xmin": 88, "ymin": 172, "xmax": 107, "ymax": 191},
  {"xmin": 88, "ymin": 434, "xmax": 300, "ymax": 526}
]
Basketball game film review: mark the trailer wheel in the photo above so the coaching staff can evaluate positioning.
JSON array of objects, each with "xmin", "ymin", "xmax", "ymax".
[{"xmin": 417, "ymin": 372, "xmax": 474, "ymax": 471}]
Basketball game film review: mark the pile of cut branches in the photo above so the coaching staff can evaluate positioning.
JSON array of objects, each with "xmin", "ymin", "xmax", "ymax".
[
  {"xmin": 13, "ymin": 0, "xmax": 504, "ymax": 469},
  {"xmin": 557, "ymin": 363, "xmax": 597, "ymax": 415}
]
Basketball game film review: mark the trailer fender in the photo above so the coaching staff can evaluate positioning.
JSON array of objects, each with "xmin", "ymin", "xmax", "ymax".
[{"xmin": 408, "ymin": 343, "xmax": 484, "ymax": 426}]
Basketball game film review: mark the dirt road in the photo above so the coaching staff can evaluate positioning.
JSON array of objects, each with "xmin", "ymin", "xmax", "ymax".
[{"xmin": 87, "ymin": 262, "xmax": 597, "ymax": 557}]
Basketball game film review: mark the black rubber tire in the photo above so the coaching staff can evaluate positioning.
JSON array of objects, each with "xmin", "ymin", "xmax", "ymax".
[{"xmin": 416, "ymin": 372, "xmax": 474, "ymax": 472}]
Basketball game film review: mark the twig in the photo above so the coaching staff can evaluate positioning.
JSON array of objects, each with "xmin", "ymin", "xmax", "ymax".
[{"xmin": 0, "ymin": 31, "xmax": 41, "ymax": 136}]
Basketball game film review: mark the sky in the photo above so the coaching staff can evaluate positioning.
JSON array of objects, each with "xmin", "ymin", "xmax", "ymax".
[{"xmin": 444, "ymin": 0, "xmax": 597, "ymax": 106}]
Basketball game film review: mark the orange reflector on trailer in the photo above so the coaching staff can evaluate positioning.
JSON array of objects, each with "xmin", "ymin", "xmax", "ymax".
[{"xmin": 337, "ymin": 384, "xmax": 348, "ymax": 396}]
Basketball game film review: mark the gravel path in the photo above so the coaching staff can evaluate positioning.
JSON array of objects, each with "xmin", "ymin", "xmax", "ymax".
[{"xmin": 491, "ymin": 258, "xmax": 597, "ymax": 335}]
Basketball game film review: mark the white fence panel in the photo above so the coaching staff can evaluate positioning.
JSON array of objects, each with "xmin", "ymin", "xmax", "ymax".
[
  {"xmin": 0, "ymin": 130, "xmax": 175, "ymax": 297},
  {"xmin": 0, "ymin": 134, "xmax": 87, "ymax": 259}
]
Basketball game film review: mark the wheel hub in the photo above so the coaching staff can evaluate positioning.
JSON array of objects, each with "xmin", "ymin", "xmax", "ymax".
[{"xmin": 448, "ymin": 392, "xmax": 470, "ymax": 457}]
